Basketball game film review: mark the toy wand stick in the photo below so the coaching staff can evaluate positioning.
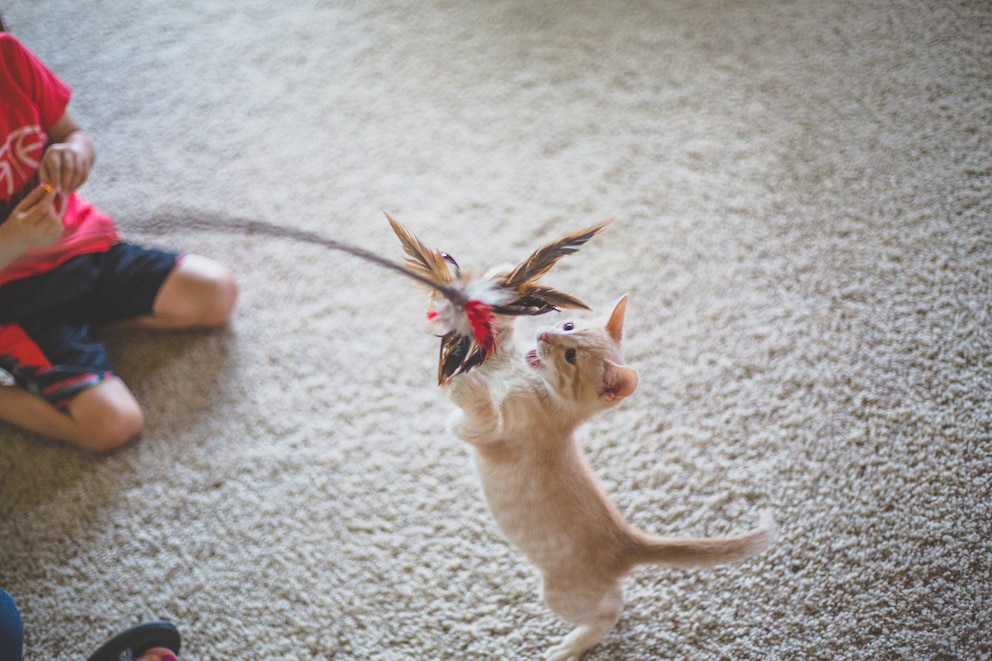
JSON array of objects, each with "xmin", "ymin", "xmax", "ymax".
[{"xmin": 135, "ymin": 212, "xmax": 471, "ymax": 306}]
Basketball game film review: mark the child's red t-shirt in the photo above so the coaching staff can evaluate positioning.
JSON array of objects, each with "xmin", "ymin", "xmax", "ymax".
[{"xmin": 0, "ymin": 33, "xmax": 119, "ymax": 287}]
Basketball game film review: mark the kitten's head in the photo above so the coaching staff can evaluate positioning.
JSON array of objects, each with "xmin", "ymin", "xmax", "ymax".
[{"xmin": 526, "ymin": 295, "xmax": 639, "ymax": 409}]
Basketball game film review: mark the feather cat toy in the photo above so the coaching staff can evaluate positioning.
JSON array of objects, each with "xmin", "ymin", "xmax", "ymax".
[
  {"xmin": 135, "ymin": 211, "xmax": 607, "ymax": 383},
  {"xmin": 386, "ymin": 213, "xmax": 610, "ymax": 384}
]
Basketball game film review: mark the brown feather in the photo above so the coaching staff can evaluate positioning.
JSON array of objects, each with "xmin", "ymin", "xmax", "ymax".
[
  {"xmin": 503, "ymin": 221, "xmax": 611, "ymax": 289},
  {"xmin": 438, "ymin": 333, "xmax": 468, "ymax": 383},
  {"xmin": 503, "ymin": 284, "xmax": 592, "ymax": 313},
  {"xmin": 385, "ymin": 211, "xmax": 454, "ymax": 286},
  {"xmin": 438, "ymin": 334, "xmax": 488, "ymax": 383}
]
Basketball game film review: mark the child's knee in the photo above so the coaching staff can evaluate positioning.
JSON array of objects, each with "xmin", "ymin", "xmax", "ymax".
[
  {"xmin": 174, "ymin": 256, "xmax": 239, "ymax": 328},
  {"xmin": 69, "ymin": 380, "xmax": 145, "ymax": 451},
  {"xmin": 204, "ymin": 267, "xmax": 239, "ymax": 327},
  {"xmin": 79, "ymin": 401, "xmax": 144, "ymax": 452}
]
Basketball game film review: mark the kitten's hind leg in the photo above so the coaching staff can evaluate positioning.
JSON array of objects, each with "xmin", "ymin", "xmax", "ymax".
[{"xmin": 542, "ymin": 579, "xmax": 624, "ymax": 661}]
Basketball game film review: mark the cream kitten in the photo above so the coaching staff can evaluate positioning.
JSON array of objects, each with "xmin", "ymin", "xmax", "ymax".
[{"xmin": 447, "ymin": 295, "xmax": 776, "ymax": 661}]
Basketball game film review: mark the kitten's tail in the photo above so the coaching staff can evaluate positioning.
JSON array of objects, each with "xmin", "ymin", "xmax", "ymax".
[{"xmin": 624, "ymin": 510, "xmax": 776, "ymax": 570}]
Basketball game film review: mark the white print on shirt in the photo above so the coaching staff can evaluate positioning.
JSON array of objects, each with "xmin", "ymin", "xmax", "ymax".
[{"xmin": 1, "ymin": 124, "xmax": 46, "ymax": 198}]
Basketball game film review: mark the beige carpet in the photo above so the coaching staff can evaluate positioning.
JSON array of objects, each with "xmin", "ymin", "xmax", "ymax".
[{"xmin": 2, "ymin": 1, "xmax": 990, "ymax": 659}]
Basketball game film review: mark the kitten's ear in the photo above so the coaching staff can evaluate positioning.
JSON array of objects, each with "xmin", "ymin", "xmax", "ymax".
[
  {"xmin": 600, "ymin": 360, "xmax": 638, "ymax": 401},
  {"xmin": 606, "ymin": 294, "xmax": 629, "ymax": 343}
]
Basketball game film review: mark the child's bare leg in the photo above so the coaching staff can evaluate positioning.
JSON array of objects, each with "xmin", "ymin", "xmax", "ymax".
[
  {"xmin": 0, "ymin": 377, "xmax": 143, "ymax": 451},
  {"xmin": 149, "ymin": 254, "xmax": 237, "ymax": 329},
  {"xmin": 106, "ymin": 254, "xmax": 238, "ymax": 332}
]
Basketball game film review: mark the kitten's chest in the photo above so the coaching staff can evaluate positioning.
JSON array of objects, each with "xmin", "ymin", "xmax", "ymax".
[{"xmin": 473, "ymin": 445, "xmax": 593, "ymax": 569}]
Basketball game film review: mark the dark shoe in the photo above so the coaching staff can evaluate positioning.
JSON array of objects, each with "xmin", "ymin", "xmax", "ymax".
[{"xmin": 85, "ymin": 621, "xmax": 181, "ymax": 661}]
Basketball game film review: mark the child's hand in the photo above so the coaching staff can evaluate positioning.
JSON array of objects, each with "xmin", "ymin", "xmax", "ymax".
[
  {"xmin": 1, "ymin": 184, "xmax": 64, "ymax": 249},
  {"xmin": 39, "ymin": 136, "xmax": 92, "ymax": 195}
]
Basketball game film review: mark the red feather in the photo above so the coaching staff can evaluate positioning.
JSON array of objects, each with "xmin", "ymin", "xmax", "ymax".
[{"xmin": 464, "ymin": 300, "xmax": 497, "ymax": 353}]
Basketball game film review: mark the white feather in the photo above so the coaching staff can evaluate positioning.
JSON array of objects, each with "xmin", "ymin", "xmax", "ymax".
[{"xmin": 427, "ymin": 276, "xmax": 511, "ymax": 337}]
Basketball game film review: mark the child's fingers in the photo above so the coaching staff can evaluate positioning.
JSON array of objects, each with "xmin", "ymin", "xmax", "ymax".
[
  {"xmin": 39, "ymin": 148, "xmax": 70, "ymax": 192},
  {"xmin": 40, "ymin": 145, "xmax": 89, "ymax": 194},
  {"xmin": 38, "ymin": 156, "xmax": 59, "ymax": 191},
  {"xmin": 35, "ymin": 183, "xmax": 63, "ymax": 218},
  {"xmin": 17, "ymin": 182, "xmax": 53, "ymax": 209}
]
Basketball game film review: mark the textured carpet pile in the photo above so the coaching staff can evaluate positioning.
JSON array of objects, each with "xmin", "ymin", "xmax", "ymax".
[{"xmin": 1, "ymin": 2, "xmax": 989, "ymax": 659}]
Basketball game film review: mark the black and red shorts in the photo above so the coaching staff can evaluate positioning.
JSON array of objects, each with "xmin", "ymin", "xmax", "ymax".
[{"xmin": 0, "ymin": 243, "xmax": 181, "ymax": 409}]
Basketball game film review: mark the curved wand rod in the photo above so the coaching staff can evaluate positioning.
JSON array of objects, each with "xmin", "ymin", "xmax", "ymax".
[{"xmin": 129, "ymin": 212, "xmax": 471, "ymax": 306}]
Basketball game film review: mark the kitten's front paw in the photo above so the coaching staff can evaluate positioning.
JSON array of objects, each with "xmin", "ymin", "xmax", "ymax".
[
  {"xmin": 448, "ymin": 370, "xmax": 490, "ymax": 409},
  {"xmin": 447, "ymin": 371, "xmax": 501, "ymax": 440}
]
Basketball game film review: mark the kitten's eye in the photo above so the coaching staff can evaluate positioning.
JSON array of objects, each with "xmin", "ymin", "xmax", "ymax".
[
  {"xmin": 565, "ymin": 348, "xmax": 577, "ymax": 364},
  {"xmin": 562, "ymin": 322, "xmax": 575, "ymax": 331}
]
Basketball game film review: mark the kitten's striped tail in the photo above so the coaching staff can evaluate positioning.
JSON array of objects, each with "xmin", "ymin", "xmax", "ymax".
[{"xmin": 625, "ymin": 510, "xmax": 776, "ymax": 570}]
